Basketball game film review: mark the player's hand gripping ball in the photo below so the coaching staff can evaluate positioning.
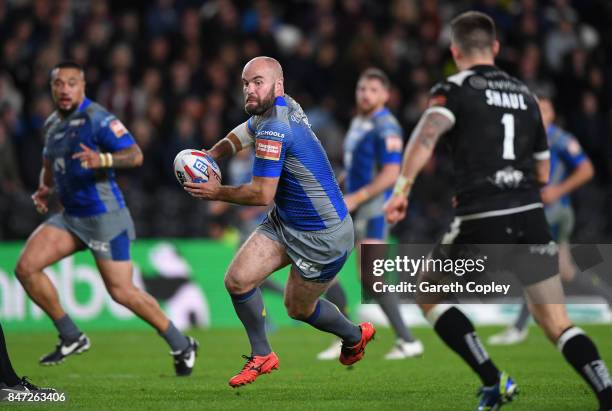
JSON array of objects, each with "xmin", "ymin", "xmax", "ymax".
[{"xmin": 173, "ymin": 149, "xmax": 222, "ymax": 185}]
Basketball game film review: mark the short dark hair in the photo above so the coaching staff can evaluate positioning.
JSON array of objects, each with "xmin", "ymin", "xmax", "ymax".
[
  {"xmin": 358, "ymin": 67, "xmax": 390, "ymax": 90},
  {"xmin": 450, "ymin": 11, "xmax": 496, "ymax": 55},
  {"xmin": 51, "ymin": 61, "xmax": 84, "ymax": 77}
]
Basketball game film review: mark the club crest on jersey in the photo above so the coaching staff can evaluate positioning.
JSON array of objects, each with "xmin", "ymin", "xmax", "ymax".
[
  {"xmin": 109, "ymin": 119, "xmax": 127, "ymax": 137},
  {"xmin": 256, "ymin": 139, "xmax": 282, "ymax": 161}
]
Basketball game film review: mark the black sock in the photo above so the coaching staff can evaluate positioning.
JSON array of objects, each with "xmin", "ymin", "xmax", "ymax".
[
  {"xmin": 513, "ymin": 302, "xmax": 531, "ymax": 331},
  {"xmin": 558, "ymin": 326, "xmax": 612, "ymax": 410},
  {"xmin": 0, "ymin": 323, "xmax": 21, "ymax": 386},
  {"xmin": 429, "ymin": 306, "xmax": 499, "ymax": 386},
  {"xmin": 324, "ymin": 282, "xmax": 349, "ymax": 318}
]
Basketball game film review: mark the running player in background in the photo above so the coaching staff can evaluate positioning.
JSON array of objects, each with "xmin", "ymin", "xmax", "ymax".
[
  {"xmin": 184, "ymin": 56, "xmax": 375, "ymax": 387},
  {"xmin": 318, "ymin": 68, "xmax": 423, "ymax": 361},
  {"xmin": 14, "ymin": 62, "xmax": 198, "ymax": 376},
  {"xmin": 385, "ymin": 12, "xmax": 612, "ymax": 410}
]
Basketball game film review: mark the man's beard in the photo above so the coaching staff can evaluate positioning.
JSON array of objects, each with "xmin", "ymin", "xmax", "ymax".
[
  {"xmin": 57, "ymin": 102, "xmax": 79, "ymax": 117},
  {"xmin": 245, "ymin": 88, "xmax": 276, "ymax": 116}
]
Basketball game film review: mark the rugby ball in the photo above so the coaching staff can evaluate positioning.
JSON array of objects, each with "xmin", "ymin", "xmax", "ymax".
[{"xmin": 173, "ymin": 149, "xmax": 222, "ymax": 185}]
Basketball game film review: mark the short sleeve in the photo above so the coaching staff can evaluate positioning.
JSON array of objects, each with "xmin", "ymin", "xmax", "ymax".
[
  {"xmin": 533, "ymin": 110, "xmax": 550, "ymax": 160},
  {"xmin": 376, "ymin": 120, "xmax": 403, "ymax": 165},
  {"xmin": 95, "ymin": 115, "xmax": 136, "ymax": 152},
  {"xmin": 252, "ymin": 119, "xmax": 288, "ymax": 178},
  {"xmin": 559, "ymin": 134, "xmax": 587, "ymax": 168},
  {"xmin": 426, "ymin": 81, "xmax": 459, "ymax": 125}
]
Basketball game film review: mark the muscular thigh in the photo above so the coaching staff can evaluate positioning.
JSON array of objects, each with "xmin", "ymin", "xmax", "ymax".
[
  {"xmin": 95, "ymin": 257, "xmax": 134, "ymax": 290},
  {"xmin": 18, "ymin": 223, "xmax": 83, "ymax": 270},
  {"xmin": 284, "ymin": 265, "xmax": 330, "ymax": 308},
  {"xmin": 227, "ymin": 232, "xmax": 291, "ymax": 286}
]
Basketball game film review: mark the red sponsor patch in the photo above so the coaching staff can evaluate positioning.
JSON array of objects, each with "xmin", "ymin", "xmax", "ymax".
[
  {"xmin": 385, "ymin": 135, "xmax": 403, "ymax": 152},
  {"xmin": 109, "ymin": 119, "xmax": 127, "ymax": 137},
  {"xmin": 256, "ymin": 139, "xmax": 282, "ymax": 161},
  {"xmin": 428, "ymin": 95, "xmax": 447, "ymax": 108}
]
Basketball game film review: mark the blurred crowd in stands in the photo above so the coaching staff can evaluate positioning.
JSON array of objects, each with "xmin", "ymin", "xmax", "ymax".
[{"xmin": 1, "ymin": 0, "xmax": 611, "ymax": 242}]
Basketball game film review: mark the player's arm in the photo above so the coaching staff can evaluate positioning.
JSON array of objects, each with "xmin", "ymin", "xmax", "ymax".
[
  {"xmin": 72, "ymin": 143, "xmax": 143, "ymax": 169},
  {"xmin": 384, "ymin": 109, "xmax": 454, "ymax": 223},
  {"xmin": 207, "ymin": 122, "xmax": 254, "ymax": 162},
  {"xmin": 344, "ymin": 164, "xmax": 400, "ymax": 212},
  {"xmin": 183, "ymin": 176, "xmax": 278, "ymax": 206},
  {"xmin": 535, "ymin": 159, "xmax": 550, "ymax": 186},
  {"xmin": 541, "ymin": 157, "xmax": 594, "ymax": 204},
  {"xmin": 32, "ymin": 157, "xmax": 54, "ymax": 214}
]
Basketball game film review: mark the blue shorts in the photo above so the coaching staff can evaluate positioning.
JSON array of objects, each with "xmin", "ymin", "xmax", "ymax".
[{"xmin": 46, "ymin": 208, "xmax": 135, "ymax": 261}]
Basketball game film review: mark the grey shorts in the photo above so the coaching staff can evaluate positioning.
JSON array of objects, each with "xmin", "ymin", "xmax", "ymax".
[
  {"xmin": 353, "ymin": 194, "xmax": 388, "ymax": 241},
  {"xmin": 545, "ymin": 204, "xmax": 574, "ymax": 243},
  {"xmin": 46, "ymin": 208, "xmax": 136, "ymax": 261},
  {"xmin": 257, "ymin": 208, "xmax": 354, "ymax": 282}
]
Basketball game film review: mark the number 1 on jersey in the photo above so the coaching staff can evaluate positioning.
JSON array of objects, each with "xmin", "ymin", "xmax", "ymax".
[{"xmin": 501, "ymin": 113, "xmax": 516, "ymax": 160}]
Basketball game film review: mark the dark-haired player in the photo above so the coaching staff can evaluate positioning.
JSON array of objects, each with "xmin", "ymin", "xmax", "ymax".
[
  {"xmin": 385, "ymin": 12, "xmax": 612, "ymax": 411},
  {"xmin": 318, "ymin": 68, "xmax": 423, "ymax": 361},
  {"xmin": 15, "ymin": 62, "xmax": 198, "ymax": 376}
]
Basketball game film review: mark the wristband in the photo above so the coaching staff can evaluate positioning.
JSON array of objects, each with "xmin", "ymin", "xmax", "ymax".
[
  {"xmin": 99, "ymin": 153, "xmax": 107, "ymax": 168},
  {"xmin": 393, "ymin": 176, "xmax": 413, "ymax": 196},
  {"xmin": 106, "ymin": 153, "xmax": 113, "ymax": 167}
]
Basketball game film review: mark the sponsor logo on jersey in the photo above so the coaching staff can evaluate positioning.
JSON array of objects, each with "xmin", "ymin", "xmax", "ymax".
[
  {"xmin": 488, "ymin": 166, "xmax": 524, "ymax": 189},
  {"xmin": 109, "ymin": 119, "xmax": 127, "ymax": 137},
  {"xmin": 69, "ymin": 119, "xmax": 86, "ymax": 127},
  {"xmin": 567, "ymin": 139, "xmax": 582, "ymax": 156},
  {"xmin": 256, "ymin": 139, "xmax": 282, "ymax": 161},
  {"xmin": 385, "ymin": 135, "xmax": 403, "ymax": 152},
  {"xmin": 256, "ymin": 130, "xmax": 285, "ymax": 139},
  {"xmin": 469, "ymin": 75, "xmax": 488, "ymax": 90}
]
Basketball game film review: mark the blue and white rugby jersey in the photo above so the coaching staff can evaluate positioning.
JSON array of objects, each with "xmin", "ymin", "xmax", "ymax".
[
  {"xmin": 547, "ymin": 124, "xmax": 588, "ymax": 208},
  {"xmin": 43, "ymin": 98, "xmax": 136, "ymax": 217},
  {"xmin": 344, "ymin": 107, "xmax": 403, "ymax": 197},
  {"xmin": 236, "ymin": 94, "xmax": 347, "ymax": 231}
]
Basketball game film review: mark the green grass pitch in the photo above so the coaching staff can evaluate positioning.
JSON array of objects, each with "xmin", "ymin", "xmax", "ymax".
[{"xmin": 5, "ymin": 324, "xmax": 611, "ymax": 410}]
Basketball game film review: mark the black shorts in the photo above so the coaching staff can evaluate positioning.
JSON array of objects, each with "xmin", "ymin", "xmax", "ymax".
[{"xmin": 431, "ymin": 204, "xmax": 558, "ymax": 287}]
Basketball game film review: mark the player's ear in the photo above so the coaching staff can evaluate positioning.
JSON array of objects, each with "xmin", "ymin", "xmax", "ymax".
[
  {"xmin": 275, "ymin": 78, "xmax": 284, "ymax": 96},
  {"xmin": 492, "ymin": 40, "xmax": 500, "ymax": 57},
  {"xmin": 450, "ymin": 45, "xmax": 460, "ymax": 61}
]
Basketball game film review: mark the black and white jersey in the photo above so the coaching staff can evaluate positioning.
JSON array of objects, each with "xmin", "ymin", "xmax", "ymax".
[{"xmin": 427, "ymin": 65, "xmax": 549, "ymax": 216}]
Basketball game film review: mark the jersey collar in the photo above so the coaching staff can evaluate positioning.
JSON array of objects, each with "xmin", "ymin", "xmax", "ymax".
[
  {"xmin": 78, "ymin": 97, "xmax": 92, "ymax": 112},
  {"xmin": 372, "ymin": 107, "xmax": 390, "ymax": 119}
]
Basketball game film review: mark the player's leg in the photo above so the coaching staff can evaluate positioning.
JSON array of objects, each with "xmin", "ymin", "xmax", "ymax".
[
  {"xmin": 225, "ymin": 232, "xmax": 291, "ymax": 387},
  {"xmin": 0, "ymin": 323, "xmax": 20, "ymax": 386},
  {"xmin": 317, "ymin": 278, "xmax": 349, "ymax": 360},
  {"xmin": 525, "ymin": 277, "xmax": 612, "ymax": 410},
  {"xmin": 95, "ymin": 255, "xmax": 197, "ymax": 376},
  {"xmin": 15, "ymin": 222, "xmax": 89, "ymax": 364},
  {"xmin": 284, "ymin": 265, "xmax": 375, "ymax": 366},
  {"xmin": 421, "ymin": 303, "xmax": 501, "ymax": 386},
  {"xmin": 0, "ymin": 323, "xmax": 56, "ymax": 399},
  {"xmin": 225, "ymin": 232, "xmax": 290, "ymax": 355},
  {"xmin": 359, "ymin": 228, "xmax": 422, "ymax": 359}
]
